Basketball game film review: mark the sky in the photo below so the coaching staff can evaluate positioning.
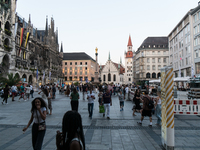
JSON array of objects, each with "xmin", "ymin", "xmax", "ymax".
[{"xmin": 16, "ymin": 0, "xmax": 198, "ymax": 65}]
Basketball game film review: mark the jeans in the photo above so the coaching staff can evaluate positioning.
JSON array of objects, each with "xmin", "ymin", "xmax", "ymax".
[
  {"xmin": 52, "ymin": 92, "xmax": 55, "ymax": 99},
  {"xmin": 88, "ymin": 103, "xmax": 94, "ymax": 117},
  {"xmin": 103, "ymin": 103, "xmax": 110, "ymax": 117},
  {"xmin": 32, "ymin": 123, "xmax": 46, "ymax": 150},
  {"xmin": 30, "ymin": 92, "xmax": 34, "ymax": 98},
  {"xmin": 155, "ymin": 104, "xmax": 162, "ymax": 125},
  {"xmin": 71, "ymin": 100, "xmax": 79, "ymax": 112}
]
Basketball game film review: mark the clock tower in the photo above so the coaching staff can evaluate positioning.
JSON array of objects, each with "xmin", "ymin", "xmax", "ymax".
[{"xmin": 124, "ymin": 35, "xmax": 134, "ymax": 84}]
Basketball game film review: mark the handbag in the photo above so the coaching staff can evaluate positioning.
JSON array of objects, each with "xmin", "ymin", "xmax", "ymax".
[
  {"xmin": 36, "ymin": 110, "xmax": 46, "ymax": 131},
  {"xmin": 99, "ymin": 105, "xmax": 105, "ymax": 113}
]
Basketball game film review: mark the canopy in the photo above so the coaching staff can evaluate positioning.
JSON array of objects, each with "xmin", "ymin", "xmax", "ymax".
[
  {"xmin": 149, "ymin": 79, "xmax": 161, "ymax": 83},
  {"xmin": 174, "ymin": 77, "xmax": 190, "ymax": 82}
]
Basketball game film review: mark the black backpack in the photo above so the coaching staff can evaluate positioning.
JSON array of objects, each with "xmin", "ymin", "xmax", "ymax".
[
  {"xmin": 144, "ymin": 96, "xmax": 154, "ymax": 109},
  {"xmin": 148, "ymin": 98, "xmax": 154, "ymax": 109}
]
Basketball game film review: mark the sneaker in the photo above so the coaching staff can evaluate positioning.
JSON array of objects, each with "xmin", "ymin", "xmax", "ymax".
[
  {"xmin": 103, "ymin": 114, "xmax": 105, "ymax": 117},
  {"xmin": 149, "ymin": 124, "xmax": 152, "ymax": 127},
  {"xmin": 107, "ymin": 117, "xmax": 110, "ymax": 119},
  {"xmin": 122, "ymin": 108, "xmax": 124, "ymax": 111},
  {"xmin": 2, "ymin": 102, "xmax": 4, "ymax": 105},
  {"xmin": 137, "ymin": 122, "xmax": 142, "ymax": 125},
  {"xmin": 24, "ymin": 100, "xmax": 27, "ymax": 102},
  {"xmin": 5, "ymin": 103, "xmax": 8, "ymax": 105},
  {"xmin": 18, "ymin": 100, "xmax": 21, "ymax": 102},
  {"xmin": 120, "ymin": 109, "xmax": 122, "ymax": 111},
  {"xmin": 12, "ymin": 100, "xmax": 15, "ymax": 101}
]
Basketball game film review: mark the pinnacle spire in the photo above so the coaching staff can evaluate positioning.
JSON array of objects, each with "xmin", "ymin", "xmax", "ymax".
[
  {"xmin": 128, "ymin": 35, "xmax": 132, "ymax": 46},
  {"xmin": 45, "ymin": 16, "xmax": 48, "ymax": 36},
  {"xmin": 60, "ymin": 42, "xmax": 63, "ymax": 52},
  {"xmin": 28, "ymin": 14, "xmax": 31, "ymax": 24}
]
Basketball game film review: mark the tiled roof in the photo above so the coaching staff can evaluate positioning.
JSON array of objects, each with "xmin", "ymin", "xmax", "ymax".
[
  {"xmin": 137, "ymin": 37, "xmax": 168, "ymax": 52},
  {"xmin": 112, "ymin": 62, "xmax": 125, "ymax": 74},
  {"xmin": 63, "ymin": 52, "xmax": 95, "ymax": 62},
  {"xmin": 127, "ymin": 35, "xmax": 132, "ymax": 46}
]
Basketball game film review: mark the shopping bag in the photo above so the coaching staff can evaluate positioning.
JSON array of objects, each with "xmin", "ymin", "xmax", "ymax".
[{"xmin": 99, "ymin": 105, "xmax": 105, "ymax": 113}]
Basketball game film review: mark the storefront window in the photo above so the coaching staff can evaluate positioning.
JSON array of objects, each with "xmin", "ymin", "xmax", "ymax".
[{"xmin": 195, "ymin": 62, "xmax": 200, "ymax": 74}]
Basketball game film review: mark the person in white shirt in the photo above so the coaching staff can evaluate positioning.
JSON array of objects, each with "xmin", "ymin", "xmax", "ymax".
[
  {"xmin": 25, "ymin": 85, "xmax": 31, "ymax": 100},
  {"xmin": 87, "ymin": 89, "xmax": 95, "ymax": 119},
  {"xmin": 125, "ymin": 85, "xmax": 129, "ymax": 101},
  {"xmin": 11, "ymin": 85, "xmax": 17, "ymax": 101},
  {"xmin": 30, "ymin": 84, "xmax": 34, "ymax": 98}
]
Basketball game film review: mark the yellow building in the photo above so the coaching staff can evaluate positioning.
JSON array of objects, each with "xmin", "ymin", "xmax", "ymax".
[{"xmin": 62, "ymin": 52, "xmax": 97, "ymax": 84}]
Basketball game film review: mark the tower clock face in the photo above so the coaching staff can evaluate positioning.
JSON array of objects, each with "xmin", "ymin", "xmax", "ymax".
[{"xmin": 128, "ymin": 59, "xmax": 131, "ymax": 62}]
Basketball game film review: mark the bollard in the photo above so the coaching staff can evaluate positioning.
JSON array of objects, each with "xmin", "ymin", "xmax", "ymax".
[{"xmin": 161, "ymin": 66, "xmax": 175, "ymax": 150}]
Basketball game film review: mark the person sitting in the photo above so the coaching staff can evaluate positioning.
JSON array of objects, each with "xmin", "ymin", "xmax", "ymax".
[{"xmin": 56, "ymin": 111, "xmax": 85, "ymax": 150}]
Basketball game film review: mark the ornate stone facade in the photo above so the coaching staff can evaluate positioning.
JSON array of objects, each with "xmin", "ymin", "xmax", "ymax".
[{"xmin": 0, "ymin": 1, "xmax": 64, "ymax": 85}]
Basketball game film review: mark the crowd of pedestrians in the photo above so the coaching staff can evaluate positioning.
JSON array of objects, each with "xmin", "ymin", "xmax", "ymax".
[{"xmin": 0, "ymin": 81, "xmax": 162, "ymax": 150}]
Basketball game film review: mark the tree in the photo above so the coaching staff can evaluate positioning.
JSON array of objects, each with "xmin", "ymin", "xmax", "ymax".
[{"xmin": 0, "ymin": 73, "xmax": 21, "ymax": 86}]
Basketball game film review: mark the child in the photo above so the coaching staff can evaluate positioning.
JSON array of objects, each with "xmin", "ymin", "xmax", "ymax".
[{"xmin": 118, "ymin": 90, "xmax": 124, "ymax": 111}]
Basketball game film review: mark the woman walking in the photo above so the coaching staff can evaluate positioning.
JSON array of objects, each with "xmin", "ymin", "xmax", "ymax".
[
  {"xmin": 132, "ymin": 89, "xmax": 142, "ymax": 116},
  {"xmin": 56, "ymin": 111, "xmax": 85, "ymax": 150},
  {"xmin": 155, "ymin": 91, "xmax": 162, "ymax": 125},
  {"xmin": 70, "ymin": 88, "xmax": 80, "ymax": 112},
  {"xmin": 23, "ymin": 97, "xmax": 47, "ymax": 150}
]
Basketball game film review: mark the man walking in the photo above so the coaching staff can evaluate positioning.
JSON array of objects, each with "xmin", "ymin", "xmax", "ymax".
[
  {"xmin": 137, "ymin": 91, "xmax": 153, "ymax": 126},
  {"xmin": 87, "ymin": 89, "xmax": 95, "ymax": 119},
  {"xmin": 102, "ymin": 89, "xmax": 112, "ymax": 119}
]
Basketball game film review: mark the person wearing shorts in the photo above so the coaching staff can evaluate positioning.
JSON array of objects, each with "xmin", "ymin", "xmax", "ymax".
[{"xmin": 137, "ymin": 91, "xmax": 153, "ymax": 126}]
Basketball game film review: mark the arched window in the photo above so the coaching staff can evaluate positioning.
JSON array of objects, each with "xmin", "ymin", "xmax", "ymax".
[
  {"xmin": 152, "ymin": 72, "xmax": 156, "ymax": 78},
  {"xmin": 113, "ymin": 74, "xmax": 116, "ymax": 81},
  {"xmin": 146, "ymin": 73, "xmax": 150, "ymax": 78},
  {"xmin": 157, "ymin": 72, "xmax": 161, "ymax": 78},
  {"xmin": 5, "ymin": 21, "xmax": 11, "ymax": 36},
  {"xmin": 108, "ymin": 73, "xmax": 111, "ymax": 81},
  {"xmin": 103, "ymin": 75, "xmax": 106, "ymax": 81}
]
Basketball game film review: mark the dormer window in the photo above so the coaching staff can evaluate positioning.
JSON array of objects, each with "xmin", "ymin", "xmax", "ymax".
[
  {"xmin": 153, "ymin": 45, "xmax": 155, "ymax": 48},
  {"xmin": 149, "ymin": 45, "xmax": 151, "ymax": 48}
]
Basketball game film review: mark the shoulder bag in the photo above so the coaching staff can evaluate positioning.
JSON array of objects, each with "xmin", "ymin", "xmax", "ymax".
[{"xmin": 36, "ymin": 109, "xmax": 46, "ymax": 131}]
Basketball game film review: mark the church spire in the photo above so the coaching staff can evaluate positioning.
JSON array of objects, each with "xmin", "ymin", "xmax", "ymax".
[
  {"xmin": 108, "ymin": 51, "xmax": 111, "ymax": 61},
  {"xmin": 128, "ymin": 35, "xmax": 132, "ymax": 46}
]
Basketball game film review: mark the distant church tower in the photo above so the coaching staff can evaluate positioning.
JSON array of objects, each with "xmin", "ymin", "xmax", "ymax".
[{"xmin": 124, "ymin": 35, "xmax": 134, "ymax": 84}]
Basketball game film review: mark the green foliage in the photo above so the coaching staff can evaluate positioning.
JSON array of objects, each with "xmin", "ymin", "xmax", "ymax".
[
  {"xmin": 0, "ymin": 73, "xmax": 21, "ymax": 86},
  {"xmin": 74, "ymin": 81, "xmax": 79, "ymax": 86}
]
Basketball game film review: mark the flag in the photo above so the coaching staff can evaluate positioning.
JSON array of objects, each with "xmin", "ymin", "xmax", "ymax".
[
  {"xmin": 43, "ymin": 71, "xmax": 45, "ymax": 80},
  {"xmin": 36, "ymin": 69, "xmax": 38, "ymax": 80},
  {"xmin": 24, "ymin": 32, "xmax": 30, "ymax": 48},
  {"xmin": 49, "ymin": 71, "xmax": 51, "ymax": 81},
  {"xmin": 18, "ymin": 28, "xmax": 24, "ymax": 56},
  {"xmin": 14, "ymin": 23, "xmax": 18, "ymax": 37}
]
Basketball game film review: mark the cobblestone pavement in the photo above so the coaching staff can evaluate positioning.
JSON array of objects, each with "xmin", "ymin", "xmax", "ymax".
[{"xmin": 0, "ymin": 90, "xmax": 200, "ymax": 150}]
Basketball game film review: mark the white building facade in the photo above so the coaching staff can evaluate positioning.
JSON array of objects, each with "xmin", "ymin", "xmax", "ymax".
[
  {"xmin": 100, "ymin": 55, "xmax": 125, "ymax": 85},
  {"xmin": 168, "ymin": 4, "xmax": 200, "ymax": 77}
]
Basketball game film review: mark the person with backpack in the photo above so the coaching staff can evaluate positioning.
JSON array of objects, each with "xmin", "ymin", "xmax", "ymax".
[{"xmin": 137, "ymin": 91, "xmax": 153, "ymax": 126}]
